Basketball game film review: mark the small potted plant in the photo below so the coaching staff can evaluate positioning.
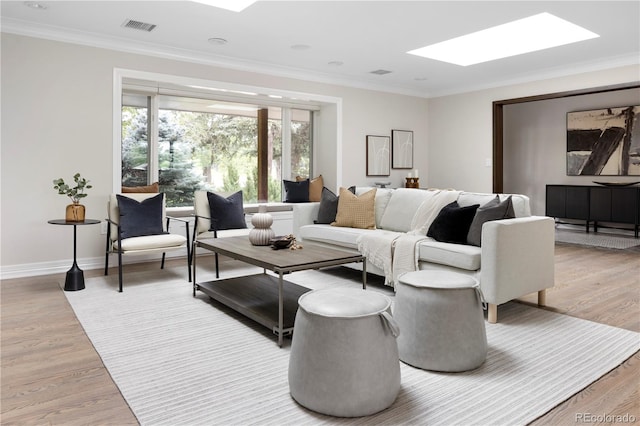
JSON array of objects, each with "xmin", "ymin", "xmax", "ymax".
[{"xmin": 53, "ymin": 173, "xmax": 92, "ymax": 222}]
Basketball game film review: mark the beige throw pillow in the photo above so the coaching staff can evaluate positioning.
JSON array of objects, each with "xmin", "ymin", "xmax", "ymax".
[
  {"xmin": 332, "ymin": 187, "xmax": 377, "ymax": 229},
  {"xmin": 122, "ymin": 182, "xmax": 160, "ymax": 193},
  {"xmin": 296, "ymin": 175, "xmax": 323, "ymax": 202}
]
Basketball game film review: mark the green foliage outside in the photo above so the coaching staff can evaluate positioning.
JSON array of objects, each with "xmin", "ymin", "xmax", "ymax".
[{"xmin": 121, "ymin": 105, "xmax": 310, "ymax": 207}]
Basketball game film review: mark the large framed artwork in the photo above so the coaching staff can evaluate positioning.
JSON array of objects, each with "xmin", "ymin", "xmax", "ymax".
[
  {"xmin": 366, "ymin": 135, "xmax": 390, "ymax": 176},
  {"xmin": 391, "ymin": 129, "xmax": 413, "ymax": 169},
  {"xmin": 567, "ymin": 105, "xmax": 640, "ymax": 176}
]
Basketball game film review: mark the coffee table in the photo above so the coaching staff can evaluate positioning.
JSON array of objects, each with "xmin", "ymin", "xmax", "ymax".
[{"xmin": 192, "ymin": 236, "xmax": 366, "ymax": 346}]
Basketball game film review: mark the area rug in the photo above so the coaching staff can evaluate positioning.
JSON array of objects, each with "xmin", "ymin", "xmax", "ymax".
[
  {"xmin": 555, "ymin": 226, "xmax": 640, "ymax": 250},
  {"xmin": 65, "ymin": 263, "xmax": 640, "ymax": 426}
]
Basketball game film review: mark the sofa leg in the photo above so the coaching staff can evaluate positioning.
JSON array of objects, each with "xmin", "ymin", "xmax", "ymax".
[
  {"xmin": 487, "ymin": 304, "xmax": 498, "ymax": 324},
  {"xmin": 538, "ymin": 289, "xmax": 547, "ymax": 306}
]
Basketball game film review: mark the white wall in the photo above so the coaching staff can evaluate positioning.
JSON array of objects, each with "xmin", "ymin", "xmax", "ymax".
[
  {"xmin": 0, "ymin": 33, "xmax": 429, "ymax": 277},
  {"xmin": 504, "ymin": 88, "xmax": 640, "ymax": 215},
  {"xmin": 427, "ymin": 65, "xmax": 640, "ymax": 198}
]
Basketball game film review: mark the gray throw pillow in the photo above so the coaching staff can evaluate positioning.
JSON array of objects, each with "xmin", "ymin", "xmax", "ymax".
[
  {"xmin": 466, "ymin": 195, "xmax": 515, "ymax": 246},
  {"xmin": 314, "ymin": 186, "xmax": 356, "ymax": 224}
]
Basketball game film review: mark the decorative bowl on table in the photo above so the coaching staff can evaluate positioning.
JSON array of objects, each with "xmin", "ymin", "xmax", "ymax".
[{"xmin": 270, "ymin": 235, "xmax": 295, "ymax": 250}]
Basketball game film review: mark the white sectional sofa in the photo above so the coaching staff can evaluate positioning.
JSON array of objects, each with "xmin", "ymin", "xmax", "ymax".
[{"xmin": 292, "ymin": 187, "xmax": 555, "ymax": 323}]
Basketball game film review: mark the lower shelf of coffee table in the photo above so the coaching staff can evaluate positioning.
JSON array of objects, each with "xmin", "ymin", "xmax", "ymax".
[{"xmin": 195, "ymin": 273, "xmax": 311, "ymax": 336}]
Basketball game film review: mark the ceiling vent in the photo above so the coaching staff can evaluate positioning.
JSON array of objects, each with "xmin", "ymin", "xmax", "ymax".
[
  {"xmin": 370, "ymin": 69, "xmax": 392, "ymax": 75},
  {"xmin": 122, "ymin": 19, "xmax": 157, "ymax": 32}
]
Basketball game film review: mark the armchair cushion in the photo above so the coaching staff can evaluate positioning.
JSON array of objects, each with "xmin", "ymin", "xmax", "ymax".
[
  {"xmin": 207, "ymin": 190, "xmax": 247, "ymax": 231},
  {"xmin": 115, "ymin": 233, "xmax": 186, "ymax": 251},
  {"xmin": 116, "ymin": 193, "xmax": 165, "ymax": 239},
  {"xmin": 121, "ymin": 182, "xmax": 159, "ymax": 193}
]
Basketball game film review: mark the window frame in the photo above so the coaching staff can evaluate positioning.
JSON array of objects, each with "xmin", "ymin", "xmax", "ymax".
[{"xmin": 113, "ymin": 68, "xmax": 343, "ymax": 211}]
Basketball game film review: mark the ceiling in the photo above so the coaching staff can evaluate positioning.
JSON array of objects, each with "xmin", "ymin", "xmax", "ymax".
[{"xmin": 2, "ymin": 1, "xmax": 639, "ymax": 97}]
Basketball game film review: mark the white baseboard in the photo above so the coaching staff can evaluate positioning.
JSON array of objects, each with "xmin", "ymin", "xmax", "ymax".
[{"xmin": 0, "ymin": 251, "xmax": 188, "ymax": 280}]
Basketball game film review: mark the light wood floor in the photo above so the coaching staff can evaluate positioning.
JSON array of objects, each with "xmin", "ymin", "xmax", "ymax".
[{"xmin": 1, "ymin": 243, "xmax": 639, "ymax": 425}]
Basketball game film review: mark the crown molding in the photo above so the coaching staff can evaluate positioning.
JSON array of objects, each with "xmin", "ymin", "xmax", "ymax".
[
  {"xmin": 3, "ymin": 17, "xmax": 638, "ymax": 100},
  {"xmin": 427, "ymin": 53, "xmax": 640, "ymax": 98},
  {"xmin": 1, "ymin": 18, "xmax": 431, "ymax": 98}
]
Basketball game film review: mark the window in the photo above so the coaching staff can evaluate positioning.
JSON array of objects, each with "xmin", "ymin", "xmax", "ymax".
[{"xmin": 121, "ymin": 89, "xmax": 313, "ymax": 207}]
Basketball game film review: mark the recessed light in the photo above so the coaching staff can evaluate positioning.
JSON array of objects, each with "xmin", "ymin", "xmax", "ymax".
[
  {"xmin": 407, "ymin": 12, "xmax": 599, "ymax": 66},
  {"xmin": 291, "ymin": 44, "xmax": 311, "ymax": 51},
  {"xmin": 24, "ymin": 1, "xmax": 47, "ymax": 10},
  {"xmin": 208, "ymin": 37, "xmax": 228, "ymax": 45},
  {"xmin": 191, "ymin": 0, "xmax": 257, "ymax": 12},
  {"xmin": 328, "ymin": 61, "xmax": 344, "ymax": 66}
]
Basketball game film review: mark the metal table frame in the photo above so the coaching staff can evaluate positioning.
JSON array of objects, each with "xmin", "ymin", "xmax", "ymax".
[{"xmin": 192, "ymin": 237, "xmax": 366, "ymax": 346}]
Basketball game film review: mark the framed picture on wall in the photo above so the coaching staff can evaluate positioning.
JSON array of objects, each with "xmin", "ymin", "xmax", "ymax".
[
  {"xmin": 567, "ymin": 105, "xmax": 640, "ymax": 176},
  {"xmin": 366, "ymin": 135, "xmax": 390, "ymax": 176},
  {"xmin": 392, "ymin": 129, "xmax": 413, "ymax": 169}
]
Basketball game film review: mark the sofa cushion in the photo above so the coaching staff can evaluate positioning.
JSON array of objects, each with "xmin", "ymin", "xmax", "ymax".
[
  {"xmin": 333, "ymin": 187, "xmax": 377, "ymax": 229},
  {"xmin": 300, "ymin": 224, "xmax": 374, "ymax": 249},
  {"xmin": 297, "ymin": 175, "xmax": 323, "ymax": 202},
  {"xmin": 458, "ymin": 192, "xmax": 530, "ymax": 217},
  {"xmin": 379, "ymin": 188, "xmax": 435, "ymax": 232},
  {"xmin": 315, "ymin": 186, "xmax": 356, "ymax": 224},
  {"xmin": 355, "ymin": 187, "xmax": 394, "ymax": 229},
  {"xmin": 427, "ymin": 201, "xmax": 480, "ymax": 244},
  {"xmin": 467, "ymin": 195, "xmax": 516, "ymax": 246},
  {"xmin": 284, "ymin": 179, "xmax": 310, "ymax": 203},
  {"xmin": 418, "ymin": 240, "xmax": 482, "ymax": 271}
]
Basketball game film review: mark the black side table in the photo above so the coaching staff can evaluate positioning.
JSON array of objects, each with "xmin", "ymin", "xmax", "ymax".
[{"xmin": 48, "ymin": 219, "xmax": 101, "ymax": 291}]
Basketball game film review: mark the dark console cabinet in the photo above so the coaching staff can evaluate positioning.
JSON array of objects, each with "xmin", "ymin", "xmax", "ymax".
[
  {"xmin": 546, "ymin": 185, "xmax": 590, "ymax": 231},
  {"xmin": 546, "ymin": 185, "xmax": 639, "ymax": 237}
]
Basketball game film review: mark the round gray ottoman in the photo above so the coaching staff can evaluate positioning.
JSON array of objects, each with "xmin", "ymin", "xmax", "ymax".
[
  {"xmin": 395, "ymin": 270, "xmax": 487, "ymax": 372},
  {"xmin": 288, "ymin": 287, "xmax": 401, "ymax": 417}
]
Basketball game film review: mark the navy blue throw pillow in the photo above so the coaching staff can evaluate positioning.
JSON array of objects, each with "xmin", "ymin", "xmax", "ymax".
[
  {"xmin": 207, "ymin": 191, "xmax": 247, "ymax": 231},
  {"xmin": 283, "ymin": 179, "xmax": 310, "ymax": 203},
  {"xmin": 116, "ymin": 193, "xmax": 166, "ymax": 239},
  {"xmin": 427, "ymin": 201, "xmax": 480, "ymax": 244}
]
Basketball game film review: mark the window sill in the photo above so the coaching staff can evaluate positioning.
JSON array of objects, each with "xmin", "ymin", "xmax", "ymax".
[{"xmin": 167, "ymin": 202, "xmax": 294, "ymax": 217}]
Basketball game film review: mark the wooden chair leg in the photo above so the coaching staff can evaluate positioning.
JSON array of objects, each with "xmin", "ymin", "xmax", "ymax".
[
  {"xmin": 487, "ymin": 303, "xmax": 498, "ymax": 324},
  {"xmin": 538, "ymin": 289, "xmax": 547, "ymax": 306}
]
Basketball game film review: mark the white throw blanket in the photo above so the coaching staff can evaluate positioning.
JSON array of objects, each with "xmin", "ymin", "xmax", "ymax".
[
  {"xmin": 357, "ymin": 230, "xmax": 401, "ymax": 285},
  {"xmin": 357, "ymin": 190, "xmax": 461, "ymax": 286}
]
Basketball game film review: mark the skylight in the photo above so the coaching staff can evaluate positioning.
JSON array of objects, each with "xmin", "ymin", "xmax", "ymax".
[
  {"xmin": 191, "ymin": 0, "xmax": 257, "ymax": 12},
  {"xmin": 407, "ymin": 13, "xmax": 599, "ymax": 66}
]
